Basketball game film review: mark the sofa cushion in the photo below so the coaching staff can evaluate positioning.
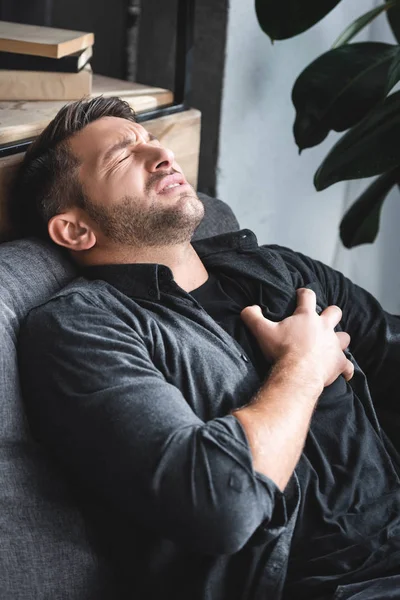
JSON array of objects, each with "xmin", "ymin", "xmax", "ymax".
[
  {"xmin": 194, "ymin": 192, "xmax": 239, "ymax": 240},
  {"xmin": 0, "ymin": 193, "xmax": 239, "ymax": 598},
  {"xmin": 0, "ymin": 238, "xmax": 119, "ymax": 599}
]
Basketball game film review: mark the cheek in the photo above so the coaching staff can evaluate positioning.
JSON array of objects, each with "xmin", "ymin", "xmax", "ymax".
[
  {"xmin": 118, "ymin": 166, "xmax": 147, "ymax": 195},
  {"xmin": 84, "ymin": 163, "xmax": 146, "ymax": 205},
  {"xmin": 81, "ymin": 166, "xmax": 108, "ymax": 204}
]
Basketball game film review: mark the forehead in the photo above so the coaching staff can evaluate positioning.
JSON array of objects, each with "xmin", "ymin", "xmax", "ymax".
[{"xmin": 69, "ymin": 116, "xmax": 149, "ymax": 163}]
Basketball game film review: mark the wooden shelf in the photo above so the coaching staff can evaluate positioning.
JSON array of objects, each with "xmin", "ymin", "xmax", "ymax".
[{"xmin": 0, "ymin": 75, "xmax": 174, "ymax": 145}]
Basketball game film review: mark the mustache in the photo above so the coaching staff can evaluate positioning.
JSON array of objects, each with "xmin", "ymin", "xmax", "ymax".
[{"xmin": 145, "ymin": 170, "xmax": 179, "ymax": 193}]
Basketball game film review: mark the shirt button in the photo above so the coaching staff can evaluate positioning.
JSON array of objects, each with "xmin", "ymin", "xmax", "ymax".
[
  {"xmin": 148, "ymin": 288, "xmax": 156, "ymax": 298},
  {"xmin": 241, "ymin": 354, "xmax": 249, "ymax": 362}
]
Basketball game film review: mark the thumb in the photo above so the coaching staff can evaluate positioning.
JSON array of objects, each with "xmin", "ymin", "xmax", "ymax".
[{"xmin": 241, "ymin": 305, "xmax": 274, "ymax": 332}]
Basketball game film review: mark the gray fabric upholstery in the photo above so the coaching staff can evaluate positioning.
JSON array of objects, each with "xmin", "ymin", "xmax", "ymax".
[
  {"xmin": 0, "ymin": 239, "xmax": 114, "ymax": 599},
  {"xmin": 194, "ymin": 193, "xmax": 239, "ymax": 240},
  {"xmin": 0, "ymin": 194, "xmax": 239, "ymax": 598}
]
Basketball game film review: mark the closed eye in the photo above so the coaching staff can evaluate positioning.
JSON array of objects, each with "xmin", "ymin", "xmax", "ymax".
[{"xmin": 118, "ymin": 155, "xmax": 130, "ymax": 164}]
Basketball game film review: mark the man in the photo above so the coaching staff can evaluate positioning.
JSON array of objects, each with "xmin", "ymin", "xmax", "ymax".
[{"xmin": 16, "ymin": 96, "xmax": 400, "ymax": 600}]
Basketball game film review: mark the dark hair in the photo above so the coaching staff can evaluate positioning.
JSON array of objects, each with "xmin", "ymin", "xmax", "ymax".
[{"xmin": 11, "ymin": 96, "xmax": 137, "ymax": 238}]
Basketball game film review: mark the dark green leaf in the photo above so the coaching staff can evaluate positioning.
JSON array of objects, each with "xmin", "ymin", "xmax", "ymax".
[
  {"xmin": 255, "ymin": 0, "xmax": 342, "ymax": 40},
  {"xmin": 340, "ymin": 169, "xmax": 399, "ymax": 247},
  {"xmin": 386, "ymin": 47, "xmax": 400, "ymax": 93},
  {"xmin": 333, "ymin": 2, "xmax": 397, "ymax": 48},
  {"xmin": 292, "ymin": 43, "xmax": 398, "ymax": 151},
  {"xmin": 314, "ymin": 90, "xmax": 400, "ymax": 190},
  {"xmin": 386, "ymin": 0, "xmax": 400, "ymax": 43}
]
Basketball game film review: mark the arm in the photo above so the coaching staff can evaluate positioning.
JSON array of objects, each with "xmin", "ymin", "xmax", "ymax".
[
  {"xmin": 234, "ymin": 288, "xmax": 354, "ymax": 491},
  {"xmin": 18, "ymin": 291, "xmax": 286, "ymax": 556}
]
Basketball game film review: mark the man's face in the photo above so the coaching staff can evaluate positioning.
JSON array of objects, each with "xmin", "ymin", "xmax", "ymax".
[{"xmin": 68, "ymin": 116, "xmax": 204, "ymax": 247}]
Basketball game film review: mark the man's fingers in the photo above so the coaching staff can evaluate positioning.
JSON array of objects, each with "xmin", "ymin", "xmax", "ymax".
[
  {"xmin": 241, "ymin": 305, "xmax": 274, "ymax": 332},
  {"xmin": 342, "ymin": 359, "xmax": 355, "ymax": 382},
  {"xmin": 336, "ymin": 331, "xmax": 350, "ymax": 351},
  {"xmin": 295, "ymin": 288, "xmax": 316, "ymax": 313},
  {"xmin": 336, "ymin": 331, "xmax": 353, "ymax": 381},
  {"xmin": 337, "ymin": 332, "xmax": 353, "ymax": 380},
  {"xmin": 321, "ymin": 305, "xmax": 342, "ymax": 328}
]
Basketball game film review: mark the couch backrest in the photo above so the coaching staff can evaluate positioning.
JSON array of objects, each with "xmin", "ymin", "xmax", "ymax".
[{"xmin": 0, "ymin": 194, "xmax": 239, "ymax": 598}]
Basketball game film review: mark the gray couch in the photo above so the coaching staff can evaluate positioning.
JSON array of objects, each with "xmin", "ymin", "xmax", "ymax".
[{"xmin": 0, "ymin": 193, "xmax": 239, "ymax": 599}]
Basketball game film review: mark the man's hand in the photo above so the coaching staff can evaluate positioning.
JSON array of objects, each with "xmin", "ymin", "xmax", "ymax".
[
  {"xmin": 241, "ymin": 288, "xmax": 354, "ymax": 388},
  {"xmin": 233, "ymin": 288, "xmax": 354, "ymax": 489}
]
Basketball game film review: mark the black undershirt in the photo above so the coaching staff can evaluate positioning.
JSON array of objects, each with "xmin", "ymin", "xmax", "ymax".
[
  {"xmin": 190, "ymin": 271, "xmax": 268, "ymax": 380},
  {"xmin": 190, "ymin": 270, "xmax": 400, "ymax": 599}
]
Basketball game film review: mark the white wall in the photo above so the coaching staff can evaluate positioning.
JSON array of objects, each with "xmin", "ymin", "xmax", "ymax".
[{"xmin": 217, "ymin": 0, "xmax": 400, "ymax": 312}]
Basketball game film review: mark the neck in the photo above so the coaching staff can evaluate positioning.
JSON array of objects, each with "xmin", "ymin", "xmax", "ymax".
[{"xmin": 73, "ymin": 241, "xmax": 208, "ymax": 292}]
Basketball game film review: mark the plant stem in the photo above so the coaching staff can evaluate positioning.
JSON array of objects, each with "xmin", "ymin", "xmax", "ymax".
[{"xmin": 332, "ymin": 0, "xmax": 400, "ymax": 49}]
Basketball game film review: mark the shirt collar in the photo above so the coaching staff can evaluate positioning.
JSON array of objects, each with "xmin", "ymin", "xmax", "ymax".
[
  {"xmin": 192, "ymin": 229, "xmax": 258, "ymax": 257},
  {"xmin": 83, "ymin": 229, "xmax": 258, "ymax": 300}
]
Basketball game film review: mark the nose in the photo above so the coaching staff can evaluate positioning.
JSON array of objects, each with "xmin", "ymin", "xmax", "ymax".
[{"xmin": 144, "ymin": 144, "xmax": 175, "ymax": 172}]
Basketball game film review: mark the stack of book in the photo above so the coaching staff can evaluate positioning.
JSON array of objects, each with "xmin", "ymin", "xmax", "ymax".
[{"xmin": 0, "ymin": 21, "xmax": 94, "ymax": 101}]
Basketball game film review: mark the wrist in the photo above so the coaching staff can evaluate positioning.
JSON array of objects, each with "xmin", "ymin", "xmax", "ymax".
[{"xmin": 273, "ymin": 354, "xmax": 324, "ymax": 397}]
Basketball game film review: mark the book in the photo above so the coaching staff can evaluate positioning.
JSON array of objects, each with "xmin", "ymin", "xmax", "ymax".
[
  {"xmin": 0, "ymin": 21, "xmax": 94, "ymax": 59},
  {"xmin": 0, "ymin": 46, "xmax": 93, "ymax": 73},
  {"xmin": 0, "ymin": 63, "xmax": 92, "ymax": 100}
]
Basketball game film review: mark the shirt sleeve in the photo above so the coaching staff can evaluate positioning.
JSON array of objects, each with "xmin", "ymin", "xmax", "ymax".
[
  {"xmin": 18, "ymin": 290, "xmax": 287, "ymax": 556},
  {"xmin": 271, "ymin": 246, "xmax": 400, "ymax": 415}
]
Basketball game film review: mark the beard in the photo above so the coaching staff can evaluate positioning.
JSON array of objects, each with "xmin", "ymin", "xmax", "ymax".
[{"xmin": 83, "ymin": 185, "xmax": 205, "ymax": 247}]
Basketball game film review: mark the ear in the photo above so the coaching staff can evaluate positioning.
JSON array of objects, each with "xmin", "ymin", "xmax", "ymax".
[{"xmin": 48, "ymin": 210, "xmax": 97, "ymax": 251}]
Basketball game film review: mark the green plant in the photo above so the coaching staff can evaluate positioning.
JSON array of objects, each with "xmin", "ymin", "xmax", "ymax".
[{"xmin": 255, "ymin": 0, "xmax": 400, "ymax": 248}]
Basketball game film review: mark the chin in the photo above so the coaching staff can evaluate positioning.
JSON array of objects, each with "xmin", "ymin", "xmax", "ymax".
[
  {"xmin": 163, "ymin": 196, "xmax": 204, "ymax": 242},
  {"xmin": 179, "ymin": 187, "xmax": 202, "ymax": 206},
  {"xmin": 181, "ymin": 191, "xmax": 204, "ymax": 219}
]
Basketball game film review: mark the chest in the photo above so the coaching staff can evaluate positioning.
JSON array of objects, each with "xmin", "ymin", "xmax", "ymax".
[
  {"xmin": 137, "ymin": 295, "xmax": 262, "ymax": 421},
  {"xmin": 119, "ymin": 269, "xmax": 343, "ymax": 422}
]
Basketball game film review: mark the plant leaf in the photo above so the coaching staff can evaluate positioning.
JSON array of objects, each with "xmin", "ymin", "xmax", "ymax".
[
  {"xmin": 314, "ymin": 90, "xmax": 400, "ymax": 190},
  {"xmin": 340, "ymin": 170, "xmax": 399, "ymax": 247},
  {"xmin": 332, "ymin": 1, "xmax": 398, "ymax": 48},
  {"xmin": 386, "ymin": 0, "xmax": 400, "ymax": 43},
  {"xmin": 292, "ymin": 43, "xmax": 398, "ymax": 151},
  {"xmin": 386, "ymin": 47, "xmax": 400, "ymax": 93},
  {"xmin": 255, "ymin": 0, "xmax": 342, "ymax": 41}
]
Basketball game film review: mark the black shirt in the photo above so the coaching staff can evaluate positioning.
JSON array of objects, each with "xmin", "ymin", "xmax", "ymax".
[
  {"xmin": 191, "ymin": 268, "xmax": 400, "ymax": 599},
  {"xmin": 19, "ymin": 230, "xmax": 400, "ymax": 600}
]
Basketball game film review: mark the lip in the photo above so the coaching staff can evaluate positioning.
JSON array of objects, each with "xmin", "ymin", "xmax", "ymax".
[{"xmin": 155, "ymin": 173, "xmax": 188, "ymax": 194}]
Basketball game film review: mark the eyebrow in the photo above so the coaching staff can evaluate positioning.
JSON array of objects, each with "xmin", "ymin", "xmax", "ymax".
[{"xmin": 101, "ymin": 132, "xmax": 158, "ymax": 165}]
